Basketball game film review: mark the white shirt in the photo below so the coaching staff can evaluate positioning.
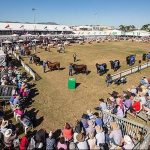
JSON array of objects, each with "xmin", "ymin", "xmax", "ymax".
[
  {"xmin": 123, "ymin": 143, "xmax": 134, "ymax": 150},
  {"xmin": 95, "ymin": 132, "xmax": 105, "ymax": 145},
  {"xmin": 77, "ymin": 141, "xmax": 89, "ymax": 150}
]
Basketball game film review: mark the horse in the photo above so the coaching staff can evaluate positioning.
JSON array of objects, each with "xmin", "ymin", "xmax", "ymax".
[
  {"xmin": 71, "ymin": 64, "xmax": 88, "ymax": 75},
  {"xmin": 110, "ymin": 60, "xmax": 120, "ymax": 71},
  {"xmin": 126, "ymin": 55, "xmax": 136, "ymax": 66},
  {"xmin": 47, "ymin": 61, "xmax": 60, "ymax": 71},
  {"xmin": 32, "ymin": 55, "xmax": 41, "ymax": 65},
  {"xmin": 96, "ymin": 63, "xmax": 107, "ymax": 75}
]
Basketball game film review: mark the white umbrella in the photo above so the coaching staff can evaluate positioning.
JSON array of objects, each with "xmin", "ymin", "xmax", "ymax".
[
  {"xmin": 2, "ymin": 40, "xmax": 12, "ymax": 44},
  {"xmin": 53, "ymin": 38, "xmax": 59, "ymax": 41},
  {"xmin": 17, "ymin": 39, "xmax": 24, "ymax": 43},
  {"xmin": 11, "ymin": 34, "xmax": 19, "ymax": 37},
  {"xmin": 32, "ymin": 39, "xmax": 39, "ymax": 42}
]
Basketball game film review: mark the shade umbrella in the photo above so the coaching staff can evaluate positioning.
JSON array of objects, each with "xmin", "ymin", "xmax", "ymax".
[
  {"xmin": 32, "ymin": 39, "xmax": 39, "ymax": 42},
  {"xmin": 17, "ymin": 39, "xmax": 24, "ymax": 43},
  {"xmin": 11, "ymin": 34, "xmax": 19, "ymax": 37},
  {"xmin": 2, "ymin": 40, "xmax": 12, "ymax": 44}
]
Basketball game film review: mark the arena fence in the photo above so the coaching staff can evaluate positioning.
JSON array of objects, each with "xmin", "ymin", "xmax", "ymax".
[
  {"xmin": 111, "ymin": 61, "xmax": 150, "ymax": 81},
  {"xmin": 13, "ymin": 52, "xmax": 37, "ymax": 81},
  {"xmin": 100, "ymin": 111, "xmax": 150, "ymax": 149}
]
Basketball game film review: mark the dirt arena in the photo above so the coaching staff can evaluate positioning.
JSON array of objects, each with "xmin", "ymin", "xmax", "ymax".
[{"xmin": 21, "ymin": 41, "xmax": 150, "ymax": 130}]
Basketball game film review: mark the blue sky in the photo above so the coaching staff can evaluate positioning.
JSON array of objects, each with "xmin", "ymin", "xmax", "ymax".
[{"xmin": 0, "ymin": 0, "xmax": 150, "ymax": 27}]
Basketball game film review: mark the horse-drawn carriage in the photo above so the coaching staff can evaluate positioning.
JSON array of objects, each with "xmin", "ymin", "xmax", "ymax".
[
  {"xmin": 110, "ymin": 60, "xmax": 120, "ymax": 71},
  {"xmin": 47, "ymin": 61, "xmax": 60, "ymax": 71},
  {"xmin": 96, "ymin": 63, "xmax": 107, "ymax": 75},
  {"xmin": 71, "ymin": 63, "xmax": 88, "ymax": 75},
  {"xmin": 126, "ymin": 55, "xmax": 136, "ymax": 66},
  {"xmin": 142, "ymin": 52, "xmax": 150, "ymax": 61}
]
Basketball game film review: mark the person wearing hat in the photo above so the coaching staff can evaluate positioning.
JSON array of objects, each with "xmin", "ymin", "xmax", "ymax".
[
  {"xmin": 76, "ymin": 133, "xmax": 89, "ymax": 149},
  {"xmin": 123, "ymin": 135, "xmax": 134, "ymax": 150},
  {"xmin": 46, "ymin": 131, "xmax": 56, "ymax": 150},
  {"xmin": 4, "ymin": 129, "xmax": 16, "ymax": 148},
  {"xmin": 95, "ymin": 125, "xmax": 105, "ymax": 146},
  {"xmin": 87, "ymin": 133, "xmax": 99, "ymax": 149},
  {"xmin": 109, "ymin": 122, "xmax": 122, "ymax": 146},
  {"xmin": 69, "ymin": 63, "xmax": 73, "ymax": 76}
]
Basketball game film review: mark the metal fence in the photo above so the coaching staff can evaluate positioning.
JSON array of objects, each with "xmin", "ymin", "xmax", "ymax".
[
  {"xmin": 13, "ymin": 52, "xmax": 36, "ymax": 80},
  {"xmin": 101, "ymin": 111, "xmax": 150, "ymax": 149},
  {"xmin": 111, "ymin": 61, "xmax": 150, "ymax": 80}
]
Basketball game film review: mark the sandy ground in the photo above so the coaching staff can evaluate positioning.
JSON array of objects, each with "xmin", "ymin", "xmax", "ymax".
[{"xmin": 21, "ymin": 41, "xmax": 150, "ymax": 130}]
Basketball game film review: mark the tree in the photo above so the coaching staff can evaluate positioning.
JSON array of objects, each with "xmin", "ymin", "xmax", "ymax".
[
  {"xmin": 119, "ymin": 25, "xmax": 126, "ymax": 31},
  {"xmin": 141, "ymin": 24, "xmax": 150, "ymax": 32}
]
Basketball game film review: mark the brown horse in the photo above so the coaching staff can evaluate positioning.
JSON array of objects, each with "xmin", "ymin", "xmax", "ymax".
[
  {"xmin": 71, "ymin": 64, "xmax": 88, "ymax": 75},
  {"xmin": 47, "ymin": 61, "xmax": 60, "ymax": 71},
  {"xmin": 24, "ymin": 46, "xmax": 31, "ymax": 55}
]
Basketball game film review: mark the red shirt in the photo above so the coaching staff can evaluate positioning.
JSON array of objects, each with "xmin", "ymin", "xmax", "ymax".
[
  {"xmin": 132, "ymin": 101, "xmax": 141, "ymax": 112},
  {"xmin": 19, "ymin": 136, "xmax": 28, "ymax": 150}
]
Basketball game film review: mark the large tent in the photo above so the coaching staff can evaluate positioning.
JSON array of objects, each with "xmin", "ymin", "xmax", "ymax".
[{"xmin": 0, "ymin": 50, "xmax": 6, "ymax": 66}]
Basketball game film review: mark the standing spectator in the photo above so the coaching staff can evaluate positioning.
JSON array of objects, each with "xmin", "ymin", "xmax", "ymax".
[
  {"xmin": 105, "ymin": 74, "xmax": 112, "ymax": 87},
  {"xmin": 73, "ymin": 53, "xmax": 77, "ymax": 62},
  {"xmin": 138, "ymin": 60, "xmax": 141, "ymax": 72},
  {"xmin": 109, "ymin": 122, "xmax": 122, "ymax": 147},
  {"xmin": 69, "ymin": 63, "xmax": 73, "ymax": 76},
  {"xmin": 29, "ymin": 55, "xmax": 33, "ymax": 64},
  {"xmin": 43, "ymin": 60, "xmax": 47, "ymax": 73}
]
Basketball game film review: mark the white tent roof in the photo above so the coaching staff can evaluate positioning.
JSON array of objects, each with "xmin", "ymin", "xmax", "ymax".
[{"xmin": 0, "ymin": 22, "xmax": 72, "ymax": 31}]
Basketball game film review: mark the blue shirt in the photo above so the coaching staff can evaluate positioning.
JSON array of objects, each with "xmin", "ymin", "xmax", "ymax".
[
  {"xmin": 95, "ymin": 117, "xmax": 103, "ymax": 126},
  {"xmin": 9, "ymin": 96, "xmax": 14, "ymax": 104}
]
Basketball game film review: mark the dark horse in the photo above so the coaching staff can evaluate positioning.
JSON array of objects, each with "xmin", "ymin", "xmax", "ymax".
[
  {"xmin": 71, "ymin": 64, "xmax": 88, "ymax": 75},
  {"xmin": 110, "ymin": 60, "xmax": 120, "ymax": 71},
  {"xmin": 32, "ymin": 55, "xmax": 41, "ymax": 65},
  {"xmin": 96, "ymin": 63, "xmax": 107, "ymax": 75},
  {"xmin": 142, "ymin": 52, "xmax": 150, "ymax": 61},
  {"xmin": 126, "ymin": 55, "xmax": 136, "ymax": 66}
]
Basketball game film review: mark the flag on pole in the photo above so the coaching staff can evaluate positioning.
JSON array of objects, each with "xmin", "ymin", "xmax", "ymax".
[
  {"xmin": 5, "ymin": 24, "xmax": 10, "ymax": 28},
  {"xmin": 63, "ymin": 27, "xmax": 66, "ymax": 29},
  {"xmin": 20, "ymin": 25, "xmax": 24, "ymax": 28},
  {"xmin": 44, "ymin": 26, "xmax": 47, "ymax": 29}
]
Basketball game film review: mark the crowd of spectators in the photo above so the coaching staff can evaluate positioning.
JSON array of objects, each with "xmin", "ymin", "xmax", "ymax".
[{"xmin": 0, "ymin": 55, "xmax": 149, "ymax": 149}]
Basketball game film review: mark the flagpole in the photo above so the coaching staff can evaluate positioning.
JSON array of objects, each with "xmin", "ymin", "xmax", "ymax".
[{"xmin": 32, "ymin": 8, "xmax": 36, "ymax": 34}]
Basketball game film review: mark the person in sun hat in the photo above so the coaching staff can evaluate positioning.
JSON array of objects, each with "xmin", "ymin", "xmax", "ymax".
[
  {"xmin": 76, "ymin": 133, "xmax": 89, "ymax": 149},
  {"xmin": 4, "ymin": 129, "xmax": 16, "ymax": 148},
  {"xmin": 123, "ymin": 135, "xmax": 135, "ymax": 150},
  {"xmin": 99, "ymin": 98, "xmax": 107, "ymax": 111},
  {"xmin": 109, "ymin": 121, "xmax": 122, "ymax": 146}
]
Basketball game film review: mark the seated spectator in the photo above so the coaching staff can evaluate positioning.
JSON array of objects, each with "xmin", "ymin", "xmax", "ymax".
[
  {"xmin": 109, "ymin": 122, "xmax": 122, "ymax": 146},
  {"xmin": 132, "ymin": 98, "xmax": 142, "ymax": 113},
  {"xmin": 87, "ymin": 109, "xmax": 94, "ymax": 119},
  {"xmin": 46, "ymin": 131, "xmax": 56, "ymax": 150},
  {"xmin": 19, "ymin": 134, "xmax": 29, "ymax": 150},
  {"xmin": 62, "ymin": 122, "xmax": 73, "ymax": 141},
  {"xmin": 14, "ymin": 105, "xmax": 24, "ymax": 118},
  {"xmin": 122, "ymin": 135, "xmax": 135, "ymax": 150},
  {"xmin": 86, "ymin": 120, "xmax": 95, "ymax": 135},
  {"xmin": 87, "ymin": 133, "xmax": 98, "ymax": 149},
  {"xmin": 57, "ymin": 137, "xmax": 67, "ymax": 150},
  {"xmin": 81, "ymin": 114, "xmax": 89, "ymax": 130},
  {"xmin": 76, "ymin": 133, "xmax": 89, "ymax": 149},
  {"xmin": 99, "ymin": 98, "xmax": 107, "ymax": 111},
  {"xmin": 130, "ymin": 86, "xmax": 137, "ymax": 94},
  {"xmin": 95, "ymin": 125, "xmax": 105, "ymax": 146},
  {"xmin": 124, "ymin": 95, "xmax": 132, "ymax": 109},
  {"xmin": 94, "ymin": 112, "xmax": 103, "ymax": 126},
  {"xmin": 4, "ymin": 129, "xmax": 16, "ymax": 148}
]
